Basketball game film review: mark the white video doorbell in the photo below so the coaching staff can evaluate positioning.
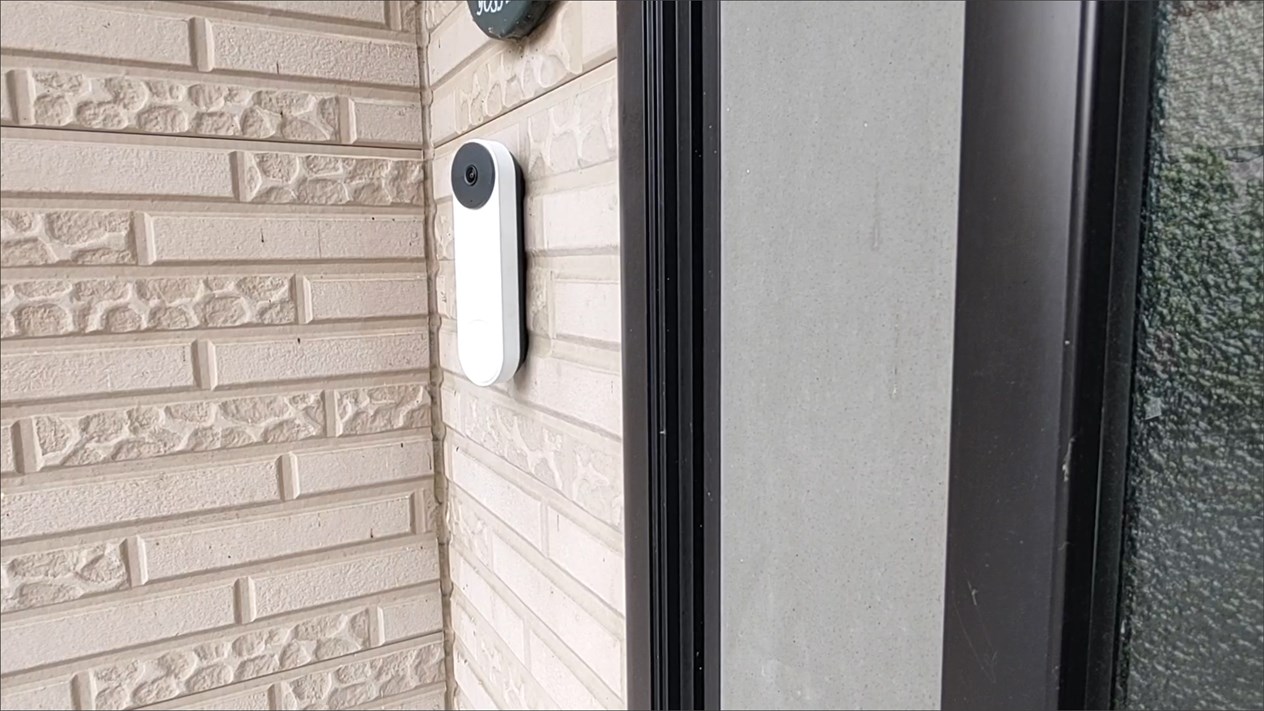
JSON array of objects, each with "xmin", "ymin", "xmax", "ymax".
[{"xmin": 451, "ymin": 139, "xmax": 525, "ymax": 386}]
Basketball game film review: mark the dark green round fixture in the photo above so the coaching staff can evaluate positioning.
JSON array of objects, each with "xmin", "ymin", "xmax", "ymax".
[{"xmin": 466, "ymin": 0, "xmax": 552, "ymax": 40}]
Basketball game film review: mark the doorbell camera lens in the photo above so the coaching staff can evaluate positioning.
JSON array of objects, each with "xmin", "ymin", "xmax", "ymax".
[{"xmin": 451, "ymin": 142, "xmax": 496, "ymax": 210}]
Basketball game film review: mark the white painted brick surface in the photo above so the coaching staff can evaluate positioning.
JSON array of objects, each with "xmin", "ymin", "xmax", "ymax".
[
  {"xmin": 296, "ymin": 439, "xmax": 432, "ymax": 495},
  {"xmin": 215, "ymin": 331, "xmax": 428, "ymax": 385},
  {"xmin": 219, "ymin": 1, "xmax": 390, "ymax": 24},
  {"xmin": 0, "ymin": 459, "xmax": 279, "ymax": 540},
  {"xmin": 0, "ymin": 342, "xmax": 195, "ymax": 401},
  {"xmin": 454, "ymin": 646, "xmax": 501, "ymax": 711},
  {"xmin": 553, "ymin": 278, "xmax": 621, "ymax": 344},
  {"xmin": 251, "ymin": 544, "xmax": 439, "ymax": 618},
  {"xmin": 0, "ymin": 2, "xmax": 192, "ymax": 66},
  {"xmin": 0, "ymin": 75, "xmax": 11, "ymax": 123},
  {"xmin": 450, "ymin": 596, "xmax": 539, "ymax": 709},
  {"xmin": 212, "ymin": 22, "xmax": 420, "ymax": 87},
  {"xmin": 0, "ymin": 421, "xmax": 14, "ymax": 474},
  {"xmin": 450, "ymin": 548, "xmax": 527, "ymax": 656},
  {"xmin": 449, "ymin": 445, "xmax": 544, "ymax": 549},
  {"xmin": 580, "ymin": 1, "xmax": 618, "ymax": 67},
  {"xmin": 427, "ymin": 8, "xmax": 491, "ymax": 85},
  {"xmin": 529, "ymin": 631, "xmax": 604, "ymax": 711},
  {"xmin": 381, "ymin": 585, "xmax": 445, "ymax": 642},
  {"xmin": 0, "ymin": 678, "xmax": 74, "ymax": 711},
  {"xmin": 309, "ymin": 276, "xmax": 428, "ymax": 321},
  {"xmin": 0, "ymin": 3, "xmax": 440, "ymax": 707},
  {"xmin": 534, "ymin": 181, "xmax": 621, "ymax": 251},
  {"xmin": 547, "ymin": 508, "xmax": 625, "ymax": 613},
  {"xmin": 511, "ymin": 355, "xmax": 622, "ymax": 437},
  {"xmin": 377, "ymin": 685, "xmax": 447, "ymax": 710},
  {"xmin": 150, "ymin": 215, "xmax": 425, "ymax": 262},
  {"xmin": 0, "ymin": 135, "xmax": 236, "ymax": 198},
  {"xmin": 186, "ymin": 688, "xmax": 271, "ymax": 710},
  {"xmin": 144, "ymin": 495, "xmax": 414, "ymax": 580},
  {"xmin": 491, "ymin": 535, "xmax": 622, "ymax": 689},
  {"xmin": 355, "ymin": 100, "xmax": 426, "ymax": 146},
  {"xmin": 0, "ymin": 583, "xmax": 237, "ymax": 674}
]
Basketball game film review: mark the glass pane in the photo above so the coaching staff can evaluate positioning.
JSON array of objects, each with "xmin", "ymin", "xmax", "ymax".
[{"xmin": 1117, "ymin": 2, "xmax": 1264, "ymax": 709}]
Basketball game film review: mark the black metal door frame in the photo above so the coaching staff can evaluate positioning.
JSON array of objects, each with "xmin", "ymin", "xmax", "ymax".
[
  {"xmin": 618, "ymin": 2, "xmax": 720, "ymax": 710},
  {"xmin": 941, "ymin": 2, "xmax": 1155, "ymax": 709},
  {"xmin": 619, "ymin": 2, "xmax": 1155, "ymax": 709}
]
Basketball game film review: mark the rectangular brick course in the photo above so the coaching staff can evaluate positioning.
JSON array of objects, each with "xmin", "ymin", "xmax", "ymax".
[{"xmin": 0, "ymin": 3, "xmax": 442, "ymax": 707}]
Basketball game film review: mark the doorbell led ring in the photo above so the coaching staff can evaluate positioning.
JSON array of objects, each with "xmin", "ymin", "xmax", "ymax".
[{"xmin": 451, "ymin": 139, "xmax": 526, "ymax": 386}]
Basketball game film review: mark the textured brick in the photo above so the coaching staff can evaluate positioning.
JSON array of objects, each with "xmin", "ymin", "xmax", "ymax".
[
  {"xmin": 32, "ymin": 392, "xmax": 324, "ymax": 469},
  {"xmin": 0, "ymin": 1, "xmax": 439, "ymax": 704},
  {"xmin": 427, "ymin": 7, "xmax": 491, "ymax": 84},
  {"xmin": 381, "ymin": 587, "xmax": 444, "ymax": 643},
  {"xmin": 528, "ymin": 631, "xmax": 605, "ymax": 711},
  {"xmin": 1, "ymin": 460, "xmax": 279, "ymax": 540},
  {"xmin": 185, "ymin": 688, "xmax": 271, "ymax": 710},
  {"xmin": 0, "ymin": 343, "xmax": 194, "ymax": 402},
  {"xmin": 1, "ymin": 275, "xmax": 295, "ymax": 337},
  {"xmin": 546, "ymin": 510, "xmax": 623, "ymax": 613},
  {"xmin": 429, "ymin": 2, "xmax": 582, "ymax": 144},
  {"xmin": 522, "ymin": 71, "xmax": 618, "ymax": 179},
  {"xmin": 0, "ymin": 136, "xmax": 235, "ymax": 198},
  {"xmin": 1, "ymin": 209, "xmax": 136, "ymax": 266},
  {"xmin": 236, "ymin": 152, "xmax": 424, "ymax": 206},
  {"xmin": 492, "ymin": 536, "xmax": 622, "ymax": 689},
  {"xmin": 441, "ymin": 381, "xmax": 622, "ymax": 529},
  {"xmin": 23, "ymin": 69, "xmax": 343, "ymax": 143},
  {"xmin": 434, "ymin": 261, "xmax": 455, "ymax": 318},
  {"xmin": 424, "ymin": 0, "xmax": 463, "ymax": 31},
  {"xmin": 0, "ymin": 583, "xmax": 236, "ymax": 674},
  {"xmin": 0, "ymin": 2, "xmax": 190, "ymax": 66},
  {"xmin": 434, "ymin": 199, "xmax": 455, "ymax": 259},
  {"xmin": 0, "ymin": 678, "xmax": 74, "ymax": 711},
  {"xmin": 450, "ymin": 600, "xmax": 536, "ymax": 710},
  {"xmin": 553, "ymin": 278, "xmax": 620, "ymax": 343},
  {"xmin": 376, "ymin": 685, "xmax": 446, "ymax": 710},
  {"xmin": 354, "ymin": 100, "xmax": 426, "ymax": 146},
  {"xmin": 580, "ymin": 1, "xmax": 618, "ymax": 66},
  {"xmin": 296, "ymin": 439, "xmax": 432, "ymax": 496},
  {"xmin": 252, "ymin": 545, "xmax": 439, "ymax": 619},
  {"xmin": 453, "ymin": 646, "xmax": 499, "ymax": 711},
  {"xmin": 1, "ymin": 420, "xmax": 14, "ymax": 474},
  {"xmin": 334, "ymin": 383, "xmax": 430, "ymax": 436},
  {"xmin": 449, "ymin": 550, "xmax": 525, "ymax": 658},
  {"xmin": 144, "ymin": 495, "xmax": 414, "ymax": 580},
  {"xmin": 511, "ymin": 355, "xmax": 621, "ymax": 437},
  {"xmin": 449, "ymin": 445, "xmax": 543, "ymax": 548},
  {"xmin": 533, "ymin": 181, "xmax": 620, "ymax": 251},
  {"xmin": 0, "ymin": 72, "xmax": 10, "ymax": 123},
  {"xmin": 309, "ymin": 276, "xmax": 427, "ymax": 321},
  {"xmin": 216, "ymin": 331, "xmax": 427, "ymax": 386},
  {"xmin": 150, "ymin": 214, "xmax": 423, "ymax": 263},
  {"xmin": 448, "ymin": 488, "xmax": 495, "ymax": 570},
  {"xmin": 1, "ymin": 542, "xmax": 128, "ymax": 613},
  {"xmin": 89, "ymin": 608, "xmax": 371, "ymax": 709},
  {"xmin": 213, "ymin": 22, "xmax": 419, "ymax": 88},
  {"xmin": 276, "ymin": 639, "xmax": 445, "ymax": 710},
  {"xmin": 219, "ymin": 1, "xmax": 390, "ymax": 24}
]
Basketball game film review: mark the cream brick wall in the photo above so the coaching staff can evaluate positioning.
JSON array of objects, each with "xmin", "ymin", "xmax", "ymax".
[
  {"xmin": 0, "ymin": 3, "xmax": 443, "ymax": 710},
  {"xmin": 419, "ymin": 2, "xmax": 623, "ymax": 709}
]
